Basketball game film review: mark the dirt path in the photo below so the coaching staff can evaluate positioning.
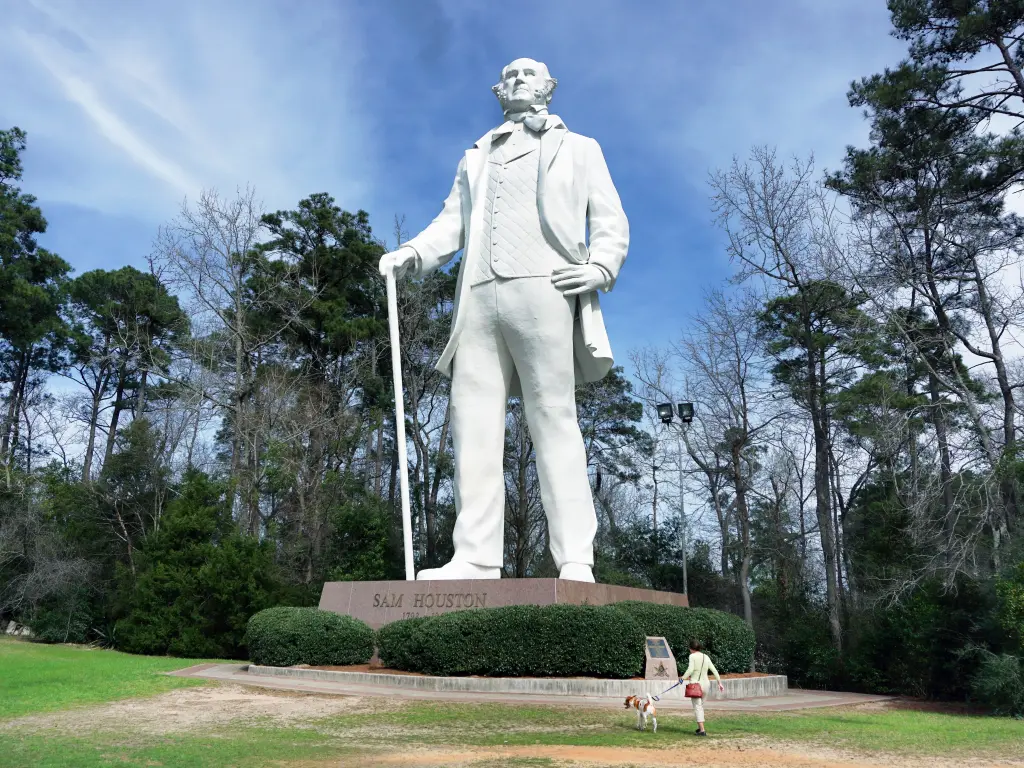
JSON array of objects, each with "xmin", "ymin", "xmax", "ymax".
[
  {"xmin": 291, "ymin": 743, "xmax": 1024, "ymax": 768},
  {"xmin": 4, "ymin": 684, "xmax": 1020, "ymax": 768},
  {"xmin": 1, "ymin": 684, "xmax": 387, "ymax": 736}
]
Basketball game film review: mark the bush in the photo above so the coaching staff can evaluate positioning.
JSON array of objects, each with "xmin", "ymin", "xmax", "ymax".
[
  {"xmin": 25, "ymin": 586, "xmax": 94, "ymax": 645},
  {"xmin": 246, "ymin": 607, "xmax": 375, "ymax": 667},
  {"xmin": 376, "ymin": 616, "xmax": 428, "ymax": 670},
  {"xmin": 610, "ymin": 601, "xmax": 755, "ymax": 673},
  {"xmin": 971, "ymin": 651, "xmax": 1024, "ymax": 717},
  {"xmin": 752, "ymin": 587, "xmax": 842, "ymax": 690},
  {"xmin": 324, "ymin": 484, "xmax": 404, "ymax": 582},
  {"xmin": 114, "ymin": 470, "xmax": 283, "ymax": 659},
  {"xmin": 379, "ymin": 604, "xmax": 645, "ymax": 678},
  {"xmin": 838, "ymin": 579, "xmax": 1001, "ymax": 698},
  {"xmin": 997, "ymin": 563, "xmax": 1024, "ymax": 654}
]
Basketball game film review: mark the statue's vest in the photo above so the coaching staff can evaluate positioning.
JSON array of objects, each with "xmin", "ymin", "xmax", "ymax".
[{"xmin": 470, "ymin": 128, "xmax": 566, "ymax": 286}]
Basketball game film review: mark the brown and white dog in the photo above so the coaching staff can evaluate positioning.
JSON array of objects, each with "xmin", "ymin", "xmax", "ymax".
[{"xmin": 624, "ymin": 694, "xmax": 657, "ymax": 732}]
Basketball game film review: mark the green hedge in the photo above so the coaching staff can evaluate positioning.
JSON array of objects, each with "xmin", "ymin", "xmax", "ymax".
[
  {"xmin": 378, "ymin": 604, "xmax": 645, "ymax": 677},
  {"xmin": 245, "ymin": 607, "xmax": 375, "ymax": 667},
  {"xmin": 376, "ymin": 616, "xmax": 429, "ymax": 670},
  {"xmin": 611, "ymin": 601, "xmax": 754, "ymax": 673},
  {"xmin": 970, "ymin": 651, "xmax": 1024, "ymax": 716}
]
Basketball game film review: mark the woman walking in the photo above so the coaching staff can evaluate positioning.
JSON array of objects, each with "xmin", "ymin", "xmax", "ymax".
[{"xmin": 679, "ymin": 640, "xmax": 724, "ymax": 737}]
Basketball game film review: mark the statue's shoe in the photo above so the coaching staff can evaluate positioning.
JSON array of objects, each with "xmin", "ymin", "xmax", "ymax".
[
  {"xmin": 416, "ymin": 560, "xmax": 501, "ymax": 580},
  {"xmin": 558, "ymin": 563, "xmax": 595, "ymax": 582}
]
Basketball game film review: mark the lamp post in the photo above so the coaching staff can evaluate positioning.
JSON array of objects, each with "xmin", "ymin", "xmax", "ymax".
[{"xmin": 657, "ymin": 401, "xmax": 694, "ymax": 597}]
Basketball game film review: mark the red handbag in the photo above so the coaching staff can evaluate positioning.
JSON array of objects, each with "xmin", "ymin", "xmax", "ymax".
[{"xmin": 684, "ymin": 654, "xmax": 708, "ymax": 698}]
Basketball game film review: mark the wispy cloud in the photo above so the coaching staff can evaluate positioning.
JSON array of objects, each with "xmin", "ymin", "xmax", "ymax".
[
  {"xmin": 16, "ymin": 26, "xmax": 201, "ymax": 197},
  {"xmin": 0, "ymin": 0, "xmax": 376, "ymax": 220}
]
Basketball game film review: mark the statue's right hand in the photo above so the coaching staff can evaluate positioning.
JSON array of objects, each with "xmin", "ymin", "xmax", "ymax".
[{"xmin": 378, "ymin": 246, "xmax": 418, "ymax": 279}]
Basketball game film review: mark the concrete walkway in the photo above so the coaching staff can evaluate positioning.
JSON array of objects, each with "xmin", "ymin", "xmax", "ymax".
[{"xmin": 169, "ymin": 663, "xmax": 893, "ymax": 712}]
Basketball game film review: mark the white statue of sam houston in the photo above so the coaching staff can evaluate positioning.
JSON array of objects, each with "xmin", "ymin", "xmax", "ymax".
[{"xmin": 379, "ymin": 58, "xmax": 629, "ymax": 583}]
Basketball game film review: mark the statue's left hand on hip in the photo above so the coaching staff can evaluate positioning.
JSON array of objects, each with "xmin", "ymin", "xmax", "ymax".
[{"xmin": 551, "ymin": 264, "xmax": 607, "ymax": 296}]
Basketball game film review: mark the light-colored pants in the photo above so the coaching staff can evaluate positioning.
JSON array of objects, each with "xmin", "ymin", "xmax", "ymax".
[
  {"xmin": 449, "ymin": 276, "xmax": 596, "ymax": 569},
  {"xmin": 691, "ymin": 683, "xmax": 707, "ymax": 722}
]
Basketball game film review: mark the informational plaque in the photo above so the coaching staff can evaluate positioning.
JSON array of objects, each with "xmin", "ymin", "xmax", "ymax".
[{"xmin": 644, "ymin": 636, "xmax": 678, "ymax": 680}]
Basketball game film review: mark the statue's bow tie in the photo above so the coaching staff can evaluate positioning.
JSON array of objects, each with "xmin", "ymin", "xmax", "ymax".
[
  {"xmin": 519, "ymin": 114, "xmax": 550, "ymax": 132},
  {"xmin": 506, "ymin": 112, "xmax": 554, "ymax": 133}
]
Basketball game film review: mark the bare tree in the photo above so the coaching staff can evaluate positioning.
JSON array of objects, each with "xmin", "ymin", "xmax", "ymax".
[
  {"xmin": 634, "ymin": 289, "xmax": 778, "ymax": 633},
  {"xmin": 153, "ymin": 187, "xmax": 309, "ymax": 533},
  {"xmin": 708, "ymin": 148, "xmax": 845, "ymax": 648}
]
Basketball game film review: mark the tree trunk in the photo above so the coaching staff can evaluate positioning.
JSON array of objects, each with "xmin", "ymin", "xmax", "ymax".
[
  {"xmin": 907, "ymin": 360, "xmax": 920, "ymax": 510},
  {"xmin": 732, "ymin": 444, "xmax": 754, "ymax": 631},
  {"xmin": 388, "ymin": 413, "xmax": 399, "ymax": 511},
  {"xmin": 374, "ymin": 417, "xmax": 384, "ymax": 498},
  {"xmin": 807, "ymin": 329, "xmax": 842, "ymax": 650},
  {"xmin": 711, "ymin": 479, "xmax": 730, "ymax": 577},
  {"xmin": 928, "ymin": 372, "xmax": 955, "ymax": 551},
  {"xmin": 770, "ymin": 476, "xmax": 790, "ymax": 600},
  {"xmin": 814, "ymin": 423, "xmax": 842, "ymax": 648},
  {"xmin": 651, "ymin": 463, "xmax": 659, "ymax": 533},
  {"xmin": 135, "ymin": 368, "xmax": 148, "ymax": 420},
  {"xmin": 103, "ymin": 364, "xmax": 128, "ymax": 468},
  {"xmin": 365, "ymin": 420, "xmax": 376, "ymax": 488},
  {"xmin": 515, "ymin": 438, "xmax": 530, "ymax": 578},
  {"xmin": 20, "ymin": 393, "xmax": 32, "ymax": 476},
  {"xmin": 2, "ymin": 349, "xmax": 30, "ymax": 463},
  {"xmin": 425, "ymin": 403, "xmax": 450, "ymax": 566},
  {"xmin": 687, "ymin": 441, "xmax": 729, "ymax": 576},
  {"xmin": 82, "ymin": 380, "xmax": 105, "ymax": 482},
  {"xmin": 232, "ymin": 323, "xmax": 247, "ymax": 522},
  {"xmin": 5, "ymin": 351, "xmax": 32, "ymax": 472},
  {"xmin": 247, "ymin": 429, "xmax": 262, "ymax": 536}
]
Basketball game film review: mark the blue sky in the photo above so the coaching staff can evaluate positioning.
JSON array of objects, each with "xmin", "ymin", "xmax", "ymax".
[{"xmin": 0, "ymin": 0, "xmax": 907, "ymax": 359}]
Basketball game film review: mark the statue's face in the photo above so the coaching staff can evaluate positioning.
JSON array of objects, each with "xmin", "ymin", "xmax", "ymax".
[{"xmin": 495, "ymin": 58, "xmax": 554, "ymax": 113}]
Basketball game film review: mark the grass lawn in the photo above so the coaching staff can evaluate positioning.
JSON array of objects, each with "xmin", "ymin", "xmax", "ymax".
[
  {"xmin": 0, "ymin": 636, "xmax": 211, "ymax": 719},
  {"xmin": 0, "ymin": 728, "xmax": 351, "ymax": 768},
  {"xmin": 334, "ymin": 700, "xmax": 1024, "ymax": 754},
  {"xmin": 2, "ymin": 637, "xmax": 1022, "ymax": 767}
]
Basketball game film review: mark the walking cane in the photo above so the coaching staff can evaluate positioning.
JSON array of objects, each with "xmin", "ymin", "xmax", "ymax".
[{"xmin": 385, "ymin": 267, "xmax": 415, "ymax": 581}]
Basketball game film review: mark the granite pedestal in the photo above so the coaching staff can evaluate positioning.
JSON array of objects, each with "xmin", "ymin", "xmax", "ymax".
[{"xmin": 319, "ymin": 579, "xmax": 689, "ymax": 629}]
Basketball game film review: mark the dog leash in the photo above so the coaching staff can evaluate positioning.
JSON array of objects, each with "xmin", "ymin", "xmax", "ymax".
[{"xmin": 650, "ymin": 679, "xmax": 683, "ymax": 702}]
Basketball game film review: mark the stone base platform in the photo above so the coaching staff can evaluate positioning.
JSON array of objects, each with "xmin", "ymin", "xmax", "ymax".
[
  {"xmin": 174, "ymin": 663, "xmax": 899, "ymax": 710},
  {"xmin": 247, "ymin": 664, "xmax": 786, "ymax": 700},
  {"xmin": 319, "ymin": 578, "xmax": 689, "ymax": 629}
]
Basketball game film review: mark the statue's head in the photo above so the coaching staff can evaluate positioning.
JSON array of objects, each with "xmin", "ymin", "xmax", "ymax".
[{"xmin": 492, "ymin": 58, "xmax": 557, "ymax": 115}]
